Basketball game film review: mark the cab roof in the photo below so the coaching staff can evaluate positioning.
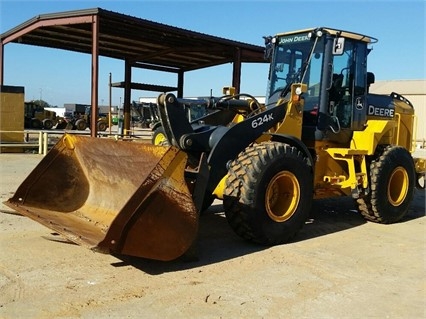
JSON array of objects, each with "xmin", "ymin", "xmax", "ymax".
[{"xmin": 275, "ymin": 27, "xmax": 378, "ymax": 44}]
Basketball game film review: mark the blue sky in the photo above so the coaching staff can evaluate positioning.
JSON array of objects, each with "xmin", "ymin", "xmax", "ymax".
[{"xmin": 1, "ymin": 0, "xmax": 425, "ymax": 107}]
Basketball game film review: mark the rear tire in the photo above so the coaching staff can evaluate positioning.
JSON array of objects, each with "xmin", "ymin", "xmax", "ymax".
[
  {"xmin": 357, "ymin": 145, "xmax": 415, "ymax": 223},
  {"xmin": 31, "ymin": 118, "xmax": 42, "ymax": 129},
  {"xmin": 223, "ymin": 141, "xmax": 313, "ymax": 245}
]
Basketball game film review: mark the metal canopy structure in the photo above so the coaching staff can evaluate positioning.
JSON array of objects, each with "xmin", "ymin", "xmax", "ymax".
[{"xmin": 0, "ymin": 7, "xmax": 266, "ymax": 136}]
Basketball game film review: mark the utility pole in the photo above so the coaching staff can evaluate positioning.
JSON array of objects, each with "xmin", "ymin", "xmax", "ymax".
[{"xmin": 109, "ymin": 72, "xmax": 112, "ymax": 134}]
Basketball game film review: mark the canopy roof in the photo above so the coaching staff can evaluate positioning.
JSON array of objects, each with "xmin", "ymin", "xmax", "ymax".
[
  {"xmin": 1, "ymin": 7, "xmax": 265, "ymax": 72},
  {"xmin": 0, "ymin": 7, "xmax": 266, "ymax": 135}
]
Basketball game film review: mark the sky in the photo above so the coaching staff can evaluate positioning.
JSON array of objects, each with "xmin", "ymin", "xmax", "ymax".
[{"xmin": 0, "ymin": 0, "xmax": 425, "ymax": 107}]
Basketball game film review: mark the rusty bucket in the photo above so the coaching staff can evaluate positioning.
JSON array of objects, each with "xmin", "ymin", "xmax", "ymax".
[{"xmin": 5, "ymin": 134, "xmax": 198, "ymax": 261}]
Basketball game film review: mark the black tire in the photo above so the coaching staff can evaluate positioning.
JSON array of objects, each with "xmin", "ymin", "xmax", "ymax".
[
  {"xmin": 223, "ymin": 141, "xmax": 313, "ymax": 245},
  {"xmin": 42, "ymin": 119, "xmax": 54, "ymax": 129},
  {"xmin": 55, "ymin": 121, "xmax": 67, "ymax": 130},
  {"xmin": 75, "ymin": 119, "xmax": 87, "ymax": 130},
  {"xmin": 31, "ymin": 118, "xmax": 42, "ymax": 129},
  {"xmin": 97, "ymin": 121, "xmax": 108, "ymax": 131},
  {"xmin": 152, "ymin": 126, "xmax": 167, "ymax": 145},
  {"xmin": 357, "ymin": 145, "xmax": 416, "ymax": 223}
]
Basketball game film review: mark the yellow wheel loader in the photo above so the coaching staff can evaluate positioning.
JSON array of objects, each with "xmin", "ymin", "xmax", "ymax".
[
  {"xmin": 5, "ymin": 27, "xmax": 425, "ymax": 261},
  {"xmin": 24, "ymin": 101, "xmax": 61, "ymax": 129},
  {"xmin": 67, "ymin": 106, "xmax": 109, "ymax": 131}
]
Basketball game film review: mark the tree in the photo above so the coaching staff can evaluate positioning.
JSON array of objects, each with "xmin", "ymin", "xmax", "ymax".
[{"xmin": 31, "ymin": 99, "xmax": 51, "ymax": 108}]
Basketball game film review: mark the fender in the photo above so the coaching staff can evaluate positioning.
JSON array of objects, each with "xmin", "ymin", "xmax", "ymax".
[
  {"xmin": 207, "ymin": 104, "xmax": 287, "ymax": 193},
  {"xmin": 150, "ymin": 121, "xmax": 162, "ymax": 131},
  {"xmin": 351, "ymin": 119, "xmax": 398, "ymax": 154},
  {"xmin": 269, "ymin": 133, "xmax": 315, "ymax": 169},
  {"xmin": 213, "ymin": 133, "xmax": 314, "ymax": 200}
]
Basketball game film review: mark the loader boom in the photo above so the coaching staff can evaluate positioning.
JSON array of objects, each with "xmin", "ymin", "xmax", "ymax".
[{"xmin": 156, "ymin": 92, "xmax": 287, "ymax": 195}]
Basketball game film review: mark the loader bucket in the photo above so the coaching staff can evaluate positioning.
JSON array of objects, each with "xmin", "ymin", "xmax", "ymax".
[{"xmin": 5, "ymin": 134, "xmax": 198, "ymax": 261}]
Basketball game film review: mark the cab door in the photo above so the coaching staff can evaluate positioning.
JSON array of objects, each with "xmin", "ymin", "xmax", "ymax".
[{"xmin": 330, "ymin": 39, "xmax": 368, "ymax": 131}]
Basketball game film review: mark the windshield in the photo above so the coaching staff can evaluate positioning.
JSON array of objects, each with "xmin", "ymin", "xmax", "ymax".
[{"xmin": 266, "ymin": 33, "xmax": 325, "ymax": 106}]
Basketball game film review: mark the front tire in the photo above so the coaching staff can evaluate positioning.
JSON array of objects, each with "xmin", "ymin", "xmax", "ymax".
[
  {"xmin": 152, "ymin": 126, "xmax": 167, "ymax": 145},
  {"xmin": 42, "ymin": 119, "xmax": 54, "ymax": 129},
  {"xmin": 75, "ymin": 119, "xmax": 87, "ymax": 130},
  {"xmin": 97, "ymin": 121, "xmax": 108, "ymax": 131},
  {"xmin": 223, "ymin": 141, "xmax": 313, "ymax": 245},
  {"xmin": 357, "ymin": 145, "xmax": 415, "ymax": 223}
]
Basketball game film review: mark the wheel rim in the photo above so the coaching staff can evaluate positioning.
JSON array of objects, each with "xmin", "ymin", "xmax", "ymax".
[
  {"xmin": 154, "ymin": 132, "xmax": 166, "ymax": 145},
  {"xmin": 387, "ymin": 166, "xmax": 409, "ymax": 206},
  {"xmin": 98, "ymin": 122, "xmax": 107, "ymax": 131},
  {"xmin": 265, "ymin": 171, "xmax": 300, "ymax": 222}
]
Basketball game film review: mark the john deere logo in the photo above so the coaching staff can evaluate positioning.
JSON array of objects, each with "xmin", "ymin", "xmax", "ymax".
[
  {"xmin": 368, "ymin": 105, "xmax": 394, "ymax": 117},
  {"xmin": 355, "ymin": 97, "xmax": 363, "ymax": 110}
]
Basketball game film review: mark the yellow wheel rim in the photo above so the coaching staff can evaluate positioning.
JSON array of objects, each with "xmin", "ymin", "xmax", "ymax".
[
  {"xmin": 154, "ymin": 132, "xmax": 166, "ymax": 145},
  {"xmin": 266, "ymin": 171, "xmax": 300, "ymax": 222},
  {"xmin": 387, "ymin": 167, "xmax": 409, "ymax": 206}
]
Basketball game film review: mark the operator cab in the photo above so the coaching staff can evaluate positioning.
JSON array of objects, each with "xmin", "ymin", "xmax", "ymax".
[{"xmin": 265, "ymin": 27, "xmax": 377, "ymax": 143}]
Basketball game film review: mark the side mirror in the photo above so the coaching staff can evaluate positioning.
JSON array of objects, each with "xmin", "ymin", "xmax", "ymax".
[
  {"xmin": 333, "ymin": 37, "xmax": 345, "ymax": 55},
  {"xmin": 367, "ymin": 72, "xmax": 375, "ymax": 86}
]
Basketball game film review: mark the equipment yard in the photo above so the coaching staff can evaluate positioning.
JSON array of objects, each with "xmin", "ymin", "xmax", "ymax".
[
  {"xmin": 0, "ymin": 153, "xmax": 424, "ymax": 318},
  {"xmin": 1, "ymin": 25, "xmax": 426, "ymax": 318}
]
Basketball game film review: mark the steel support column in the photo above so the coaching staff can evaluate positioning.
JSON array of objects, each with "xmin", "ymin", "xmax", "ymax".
[
  {"xmin": 123, "ymin": 59, "xmax": 132, "ymax": 135},
  {"xmin": 177, "ymin": 70, "xmax": 184, "ymax": 98},
  {"xmin": 232, "ymin": 47, "xmax": 242, "ymax": 94},
  {"xmin": 0, "ymin": 44, "xmax": 4, "ymax": 85},
  {"xmin": 90, "ymin": 14, "xmax": 99, "ymax": 137}
]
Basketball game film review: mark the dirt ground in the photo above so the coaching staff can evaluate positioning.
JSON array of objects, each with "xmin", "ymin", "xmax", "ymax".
[{"xmin": 0, "ymin": 153, "xmax": 425, "ymax": 319}]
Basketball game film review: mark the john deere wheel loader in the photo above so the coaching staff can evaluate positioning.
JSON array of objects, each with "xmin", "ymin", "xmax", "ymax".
[{"xmin": 5, "ymin": 27, "xmax": 425, "ymax": 261}]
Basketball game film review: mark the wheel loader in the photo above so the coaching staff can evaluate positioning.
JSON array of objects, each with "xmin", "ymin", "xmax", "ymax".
[
  {"xmin": 5, "ymin": 27, "xmax": 425, "ymax": 261},
  {"xmin": 66, "ymin": 105, "xmax": 109, "ymax": 131},
  {"xmin": 151, "ymin": 99, "xmax": 210, "ymax": 145},
  {"xmin": 24, "ymin": 101, "xmax": 66, "ymax": 129}
]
